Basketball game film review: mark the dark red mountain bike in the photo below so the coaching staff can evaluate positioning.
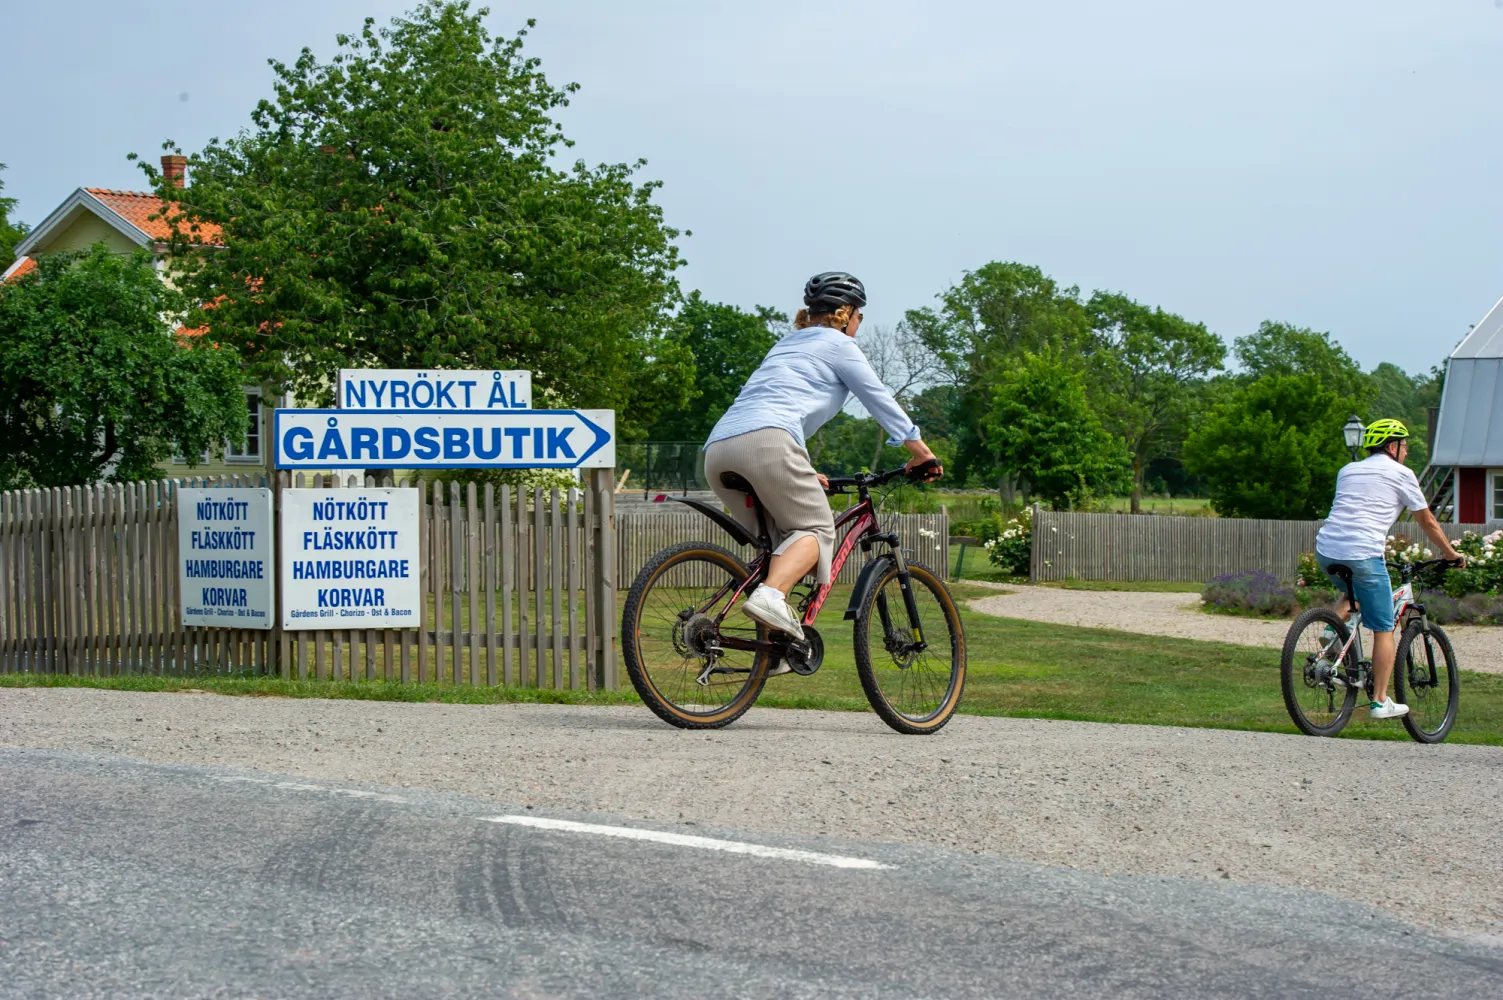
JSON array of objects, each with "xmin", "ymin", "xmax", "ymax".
[{"xmin": 621, "ymin": 465, "xmax": 965, "ymax": 734}]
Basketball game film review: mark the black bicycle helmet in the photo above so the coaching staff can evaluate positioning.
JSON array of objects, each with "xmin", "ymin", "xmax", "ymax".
[{"xmin": 803, "ymin": 271, "xmax": 867, "ymax": 311}]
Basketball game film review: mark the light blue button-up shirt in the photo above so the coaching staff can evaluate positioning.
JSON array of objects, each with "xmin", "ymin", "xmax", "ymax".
[{"xmin": 706, "ymin": 326, "xmax": 921, "ymax": 451}]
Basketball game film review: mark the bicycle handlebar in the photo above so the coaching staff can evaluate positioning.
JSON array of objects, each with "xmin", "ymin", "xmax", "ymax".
[
  {"xmin": 1386, "ymin": 557, "xmax": 1465, "ymax": 580},
  {"xmin": 823, "ymin": 465, "xmax": 926, "ymax": 494}
]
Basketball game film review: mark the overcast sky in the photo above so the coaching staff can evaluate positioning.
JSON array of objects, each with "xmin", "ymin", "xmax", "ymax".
[{"xmin": 4, "ymin": 0, "xmax": 1502, "ymax": 373}]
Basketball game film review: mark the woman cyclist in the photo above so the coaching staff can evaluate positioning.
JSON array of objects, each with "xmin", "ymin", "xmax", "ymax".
[{"xmin": 702, "ymin": 271, "xmax": 941, "ymax": 645}]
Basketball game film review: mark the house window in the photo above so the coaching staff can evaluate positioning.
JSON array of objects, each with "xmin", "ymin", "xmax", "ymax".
[
  {"xmin": 225, "ymin": 391, "xmax": 262, "ymax": 463},
  {"xmin": 1493, "ymin": 470, "xmax": 1503, "ymax": 522}
]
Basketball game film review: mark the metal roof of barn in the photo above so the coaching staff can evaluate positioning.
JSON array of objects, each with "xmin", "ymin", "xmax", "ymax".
[{"xmin": 1431, "ymin": 294, "xmax": 1503, "ymax": 466}]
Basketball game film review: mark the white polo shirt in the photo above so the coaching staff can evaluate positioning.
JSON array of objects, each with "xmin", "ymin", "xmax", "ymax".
[{"xmin": 1315, "ymin": 454, "xmax": 1430, "ymax": 560}]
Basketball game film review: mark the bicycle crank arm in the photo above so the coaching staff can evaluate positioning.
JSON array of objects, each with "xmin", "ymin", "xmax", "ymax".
[{"xmin": 717, "ymin": 635, "xmax": 798, "ymax": 656}]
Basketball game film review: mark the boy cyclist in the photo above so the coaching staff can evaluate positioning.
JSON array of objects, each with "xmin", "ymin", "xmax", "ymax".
[{"xmin": 1313, "ymin": 419, "xmax": 1464, "ymax": 719}]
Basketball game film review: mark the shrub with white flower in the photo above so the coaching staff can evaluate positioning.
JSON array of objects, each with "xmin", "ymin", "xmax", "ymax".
[
  {"xmin": 1441, "ymin": 529, "xmax": 1503, "ymax": 599},
  {"xmin": 983, "ymin": 511, "xmax": 1032, "ymax": 575}
]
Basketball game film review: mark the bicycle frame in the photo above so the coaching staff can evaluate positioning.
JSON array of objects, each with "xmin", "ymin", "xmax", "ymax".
[
  {"xmin": 1325, "ymin": 572, "xmax": 1424, "ymax": 682},
  {"xmin": 689, "ymin": 488, "xmax": 902, "ymax": 659}
]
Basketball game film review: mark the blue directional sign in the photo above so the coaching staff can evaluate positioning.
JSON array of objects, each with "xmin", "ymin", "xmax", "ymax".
[{"xmin": 273, "ymin": 409, "xmax": 616, "ymax": 470}]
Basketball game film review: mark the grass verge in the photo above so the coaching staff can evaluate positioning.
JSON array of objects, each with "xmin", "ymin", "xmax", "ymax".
[{"xmin": 6, "ymin": 582, "xmax": 1500, "ymax": 745}]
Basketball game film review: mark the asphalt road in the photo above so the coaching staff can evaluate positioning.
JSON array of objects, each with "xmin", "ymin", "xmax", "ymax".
[{"xmin": 3, "ymin": 748, "xmax": 1500, "ymax": 999}]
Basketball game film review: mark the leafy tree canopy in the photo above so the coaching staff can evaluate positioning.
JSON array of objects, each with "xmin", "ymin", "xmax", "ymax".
[
  {"xmin": 647, "ymin": 293, "xmax": 782, "ymax": 442},
  {"xmin": 1234, "ymin": 321, "xmax": 1372, "ymax": 403},
  {"xmin": 905, "ymin": 261, "xmax": 1094, "ymax": 486},
  {"xmin": 1369, "ymin": 361, "xmax": 1441, "ymax": 471},
  {"xmin": 1087, "ymin": 291, "xmax": 1224, "ymax": 510},
  {"xmin": 983, "ymin": 350, "xmax": 1128, "ymax": 507},
  {"xmin": 0, "ymin": 245, "xmax": 246, "ymax": 488},
  {"xmin": 141, "ymin": 1, "xmax": 690, "ymax": 438},
  {"xmin": 1182, "ymin": 372, "xmax": 1357, "ymax": 519},
  {"xmin": 0, "ymin": 163, "xmax": 29, "ymax": 263}
]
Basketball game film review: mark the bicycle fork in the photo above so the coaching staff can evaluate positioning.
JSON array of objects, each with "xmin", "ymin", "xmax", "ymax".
[{"xmin": 873, "ymin": 544, "xmax": 927, "ymax": 662}]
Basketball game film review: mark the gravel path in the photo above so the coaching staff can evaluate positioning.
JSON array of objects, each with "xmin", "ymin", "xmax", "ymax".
[
  {"xmin": 969, "ymin": 587, "xmax": 1503, "ymax": 675},
  {"xmin": 3, "ymin": 688, "xmax": 1500, "ymax": 942}
]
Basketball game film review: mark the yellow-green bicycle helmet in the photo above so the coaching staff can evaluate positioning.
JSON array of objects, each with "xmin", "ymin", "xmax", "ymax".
[{"xmin": 1361, "ymin": 418, "xmax": 1409, "ymax": 449}]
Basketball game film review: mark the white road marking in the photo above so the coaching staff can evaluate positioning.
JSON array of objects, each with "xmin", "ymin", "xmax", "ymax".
[{"xmin": 482, "ymin": 814, "xmax": 892, "ymax": 870}]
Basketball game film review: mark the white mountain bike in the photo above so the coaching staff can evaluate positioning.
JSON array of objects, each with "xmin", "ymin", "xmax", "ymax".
[{"xmin": 1280, "ymin": 558, "xmax": 1462, "ymax": 744}]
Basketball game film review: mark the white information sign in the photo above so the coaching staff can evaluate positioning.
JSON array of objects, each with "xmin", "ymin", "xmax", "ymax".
[
  {"xmin": 177, "ymin": 488, "xmax": 274, "ymax": 630},
  {"xmin": 273, "ymin": 409, "xmax": 615, "ymax": 470},
  {"xmin": 279, "ymin": 488, "xmax": 421, "ymax": 631},
  {"xmin": 337, "ymin": 369, "xmax": 531, "ymax": 411}
]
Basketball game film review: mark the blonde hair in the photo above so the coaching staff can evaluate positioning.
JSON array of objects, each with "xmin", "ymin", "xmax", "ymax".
[{"xmin": 793, "ymin": 304, "xmax": 855, "ymax": 331}]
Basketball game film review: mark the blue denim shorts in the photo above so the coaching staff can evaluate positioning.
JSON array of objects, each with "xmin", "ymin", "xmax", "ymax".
[{"xmin": 1315, "ymin": 553, "xmax": 1395, "ymax": 633}]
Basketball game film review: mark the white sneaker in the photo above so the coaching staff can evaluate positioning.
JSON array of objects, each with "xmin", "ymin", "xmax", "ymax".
[
  {"xmin": 741, "ymin": 586, "xmax": 805, "ymax": 640},
  {"xmin": 1369, "ymin": 698, "xmax": 1410, "ymax": 720}
]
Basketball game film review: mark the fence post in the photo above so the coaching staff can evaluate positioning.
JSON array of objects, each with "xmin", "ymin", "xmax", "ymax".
[
  {"xmin": 591, "ymin": 468, "xmax": 616, "ymax": 689},
  {"xmin": 1029, "ymin": 503, "xmax": 1043, "ymax": 583}
]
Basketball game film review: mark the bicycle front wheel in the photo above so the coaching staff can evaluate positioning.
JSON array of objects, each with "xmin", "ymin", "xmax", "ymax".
[
  {"xmin": 1280, "ymin": 608, "xmax": 1357, "ymax": 737},
  {"xmin": 853, "ymin": 560, "xmax": 965, "ymax": 735},
  {"xmin": 621, "ymin": 541, "xmax": 773, "ymax": 730},
  {"xmin": 1394, "ymin": 621, "xmax": 1459, "ymax": 744}
]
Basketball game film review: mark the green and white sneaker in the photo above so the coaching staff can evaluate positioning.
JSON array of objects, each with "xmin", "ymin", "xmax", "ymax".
[{"xmin": 1369, "ymin": 697, "xmax": 1410, "ymax": 720}]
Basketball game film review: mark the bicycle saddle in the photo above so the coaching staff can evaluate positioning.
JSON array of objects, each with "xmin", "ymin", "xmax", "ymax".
[
  {"xmin": 719, "ymin": 471, "xmax": 757, "ymax": 498},
  {"xmin": 1325, "ymin": 564, "xmax": 1353, "ymax": 581}
]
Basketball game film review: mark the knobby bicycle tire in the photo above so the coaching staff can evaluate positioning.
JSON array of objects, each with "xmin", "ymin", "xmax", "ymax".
[
  {"xmin": 621, "ymin": 540, "xmax": 772, "ymax": 730},
  {"xmin": 1394, "ymin": 620, "xmax": 1459, "ymax": 745},
  {"xmin": 1280, "ymin": 607, "xmax": 1357, "ymax": 738},
  {"xmin": 853, "ymin": 560, "xmax": 966, "ymax": 735}
]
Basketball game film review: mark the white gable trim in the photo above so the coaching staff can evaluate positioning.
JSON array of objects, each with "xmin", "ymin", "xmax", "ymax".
[
  {"xmin": 1, "ymin": 257, "xmax": 30, "ymax": 280},
  {"xmin": 12, "ymin": 188, "xmax": 152, "ymax": 258},
  {"xmin": 1453, "ymin": 293, "xmax": 1503, "ymax": 360}
]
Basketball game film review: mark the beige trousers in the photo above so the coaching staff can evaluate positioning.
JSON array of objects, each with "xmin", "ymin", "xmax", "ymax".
[{"xmin": 703, "ymin": 428, "xmax": 836, "ymax": 584}]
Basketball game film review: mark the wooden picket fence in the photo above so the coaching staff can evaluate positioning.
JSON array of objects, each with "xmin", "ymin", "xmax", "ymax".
[
  {"xmin": 1031, "ymin": 508, "xmax": 1491, "ymax": 583},
  {"xmin": 0, "ymin": 471, "xmax": 618, "ymax": 689}
]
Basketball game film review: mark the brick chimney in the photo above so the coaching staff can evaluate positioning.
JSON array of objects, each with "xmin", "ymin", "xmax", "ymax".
[{"xmin": 161, "ymin": 154, "xmax": 187, "ymax": 188}]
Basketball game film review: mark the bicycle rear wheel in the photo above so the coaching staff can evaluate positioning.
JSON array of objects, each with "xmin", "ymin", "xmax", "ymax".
[
  {"xmin": 621, "ymin": 541, "xmax": 772, "ymax": 730},
  {"xmin": 1394, "ymin": 621, "xmax": 1459, "ymax": 744},
  {"xmin": 853, "ymin": 560, "xmax": 965, "ymax": 735},
  {"xmin": 1280, "ymin": 608, "xmax": 1357, "ymax": 737}
]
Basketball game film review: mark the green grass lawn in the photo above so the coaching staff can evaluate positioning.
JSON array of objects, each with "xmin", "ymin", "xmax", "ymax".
[
  {"xmin": 945, "ymin": 544, "xmax": 1203, "ymax": 593},
  {"xmin": 6, "ymin": 581, "xmax": 1500, "ymax": 746},
  {"xmin": 1103, "ymin": 496, "xmax": 1216, "ymax": 516}
]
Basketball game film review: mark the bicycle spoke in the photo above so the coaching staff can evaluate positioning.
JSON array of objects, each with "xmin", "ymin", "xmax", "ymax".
[
  {"xmin": 625, "ymin": 547, "xmax": 770, "ymax": 724},
  {"xmin": 860, "ymin": 566, "xmax": 961, "ymax": 727}
]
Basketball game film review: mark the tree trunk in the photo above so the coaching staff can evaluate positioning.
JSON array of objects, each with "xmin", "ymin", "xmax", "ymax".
[
  {"xmin": 870, "ymin": 426, "xmax": 885, "ymax": 473},
  {"xmin": 1130, "ymin": 453, "xmax": 1144, "ymax": 514},
  {"xmin": 999, "ymin": 475, "xmax": 1016, "ymax": 505}
]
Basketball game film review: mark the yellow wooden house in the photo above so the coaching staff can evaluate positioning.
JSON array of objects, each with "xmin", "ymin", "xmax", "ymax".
[{"xmin": 5, "ymin": 155, "xmax": 277, "ymax": 481}]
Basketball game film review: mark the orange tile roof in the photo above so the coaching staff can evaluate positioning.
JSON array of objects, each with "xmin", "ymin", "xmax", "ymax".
[
  {"xmin": 3, "ymin": 256, "xmax": 37, "ymax": 282},
  {"xmin": 85, "ymin": 188, "xmax": 223, "ymax": 245}
]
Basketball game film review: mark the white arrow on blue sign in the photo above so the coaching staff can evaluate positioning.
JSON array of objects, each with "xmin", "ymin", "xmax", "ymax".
[{"xmin": 273, "ymin": 409, "xmax": 615, "ymax": 470}]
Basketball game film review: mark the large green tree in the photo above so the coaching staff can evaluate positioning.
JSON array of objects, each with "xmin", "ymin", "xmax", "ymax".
[
  {"xmin": 141, "ymin": 1, "xmax": 690, "ymax": 438},
  {"xmin": 1088, "ymin": 292, "xmax": 1225, "ymax": 512},
  {"xmin": 906, "ymin": 261, "xmax": 1095, "ymax": 487},
  {"xmin": 983, "ymin": 351, "xmax": 1128, "ymax": 507},
  {"xmin": 1234, "ymin": 321, "xmax": 1372, "ymax": 403},
  {"xmin": 0, "ymin": 246, "xmax": 247, "ymax": 487},
  {"xmin": 1369, "ymin": 361, "xmax": 1441, "ymax": 471},
  {"xmin": 1182, "ymin": 373, "xmax": 1357, "ymax": 519},
  {"xmin": 647, "ymin": 294, "xmax": 782, "ymax": 442},
  {"xmin": 0, "ymin": 164, "xmax": 29, "ymax": 263}
]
